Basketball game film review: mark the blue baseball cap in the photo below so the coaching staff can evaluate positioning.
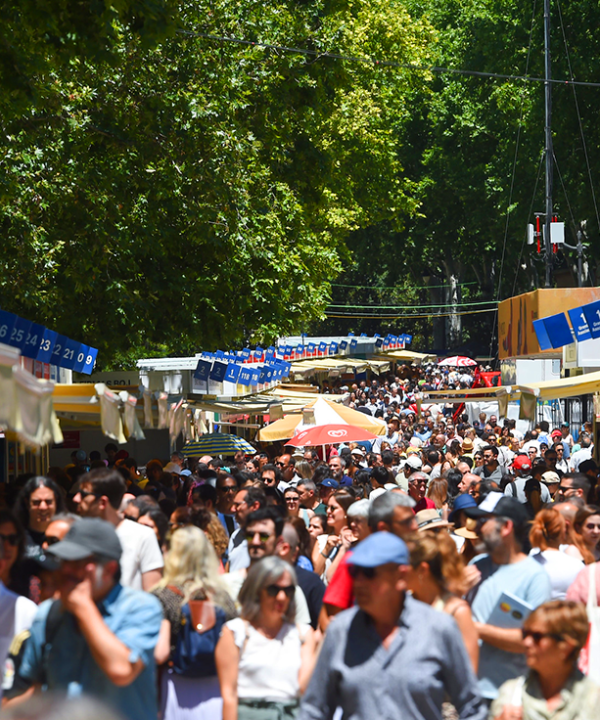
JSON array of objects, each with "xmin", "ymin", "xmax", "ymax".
[
  {"xmin": 347, "ymin": 531, "xmax": 409, "ymax": 568},
  {"xmin": 320, "ymin": 478, "xmax": 339, "ymax": 489},
  {"xmin": 448, "ymin": 493, "xmax": 477, "ymax": 523}
]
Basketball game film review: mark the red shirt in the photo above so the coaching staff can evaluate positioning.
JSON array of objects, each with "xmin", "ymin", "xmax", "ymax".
[
  {"xmin": 414, "ymin": 497, "xmax": 436, "ymax": 513},
  {"xmin": 323, "ymin": 552, "xmax": 354, "ymax": 610}
]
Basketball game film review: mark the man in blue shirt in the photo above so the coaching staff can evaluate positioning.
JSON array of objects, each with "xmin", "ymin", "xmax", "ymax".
[
  {"xmin": 465, "ymin": 493, "xmax": 552, "ymax": 701},
  {"xmin": 299, "ymin": 532, "xmax": 487, "ymax": 720},
  {"xmin": 7, "ymin": 518, "xmax": 162, "ymax": 720}
]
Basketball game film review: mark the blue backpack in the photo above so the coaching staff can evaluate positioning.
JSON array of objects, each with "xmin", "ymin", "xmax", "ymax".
[{"xmin": 169, "ymin": 587, "xmax": 227, "ymax": 678}]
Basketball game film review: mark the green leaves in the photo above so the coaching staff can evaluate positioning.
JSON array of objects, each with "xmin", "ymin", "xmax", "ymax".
[{"xmin": 0, "ymin": 0, "xmax": 434, "ymax": 366}]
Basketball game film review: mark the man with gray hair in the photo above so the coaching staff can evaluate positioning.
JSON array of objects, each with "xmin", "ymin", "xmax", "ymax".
[
  {"xmin": 278, "ymin": 522, "xmax": 324, "ymax": 629},
  {"xmin": 297, "ymin": 479, "xmax": 322, "ymax": 514},
  {"xmin": 320, "ymin": 492, "xmax": 418, "ymax": 629},
  {"xmin": 407, "ymin": 472, "xmax": 436, "ymax": 513}
]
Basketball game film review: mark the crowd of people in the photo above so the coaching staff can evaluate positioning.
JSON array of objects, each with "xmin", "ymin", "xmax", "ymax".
[{"xmin": 1, "ymin": 374, "xmax": 600, "ymax": 720}]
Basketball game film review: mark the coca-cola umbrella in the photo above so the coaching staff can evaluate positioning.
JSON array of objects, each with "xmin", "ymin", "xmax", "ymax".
[
  {"xmin": 437, "ymin": 356, "xmax": 478, "ymax": 367},
  {"xmin": 287, "ymin": 424, "xmax": 379, "ymax": 447}
]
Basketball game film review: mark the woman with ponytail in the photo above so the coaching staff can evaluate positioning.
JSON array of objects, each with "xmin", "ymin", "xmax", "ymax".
[{"xmin": 530, "ymin": 508, "xmax": 584, "ymax": 599}]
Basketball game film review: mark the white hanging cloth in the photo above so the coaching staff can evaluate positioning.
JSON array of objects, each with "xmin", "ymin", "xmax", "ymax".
[{"xmin": 95, "ymin": 383, "xmax": 127, "ymax": 444}]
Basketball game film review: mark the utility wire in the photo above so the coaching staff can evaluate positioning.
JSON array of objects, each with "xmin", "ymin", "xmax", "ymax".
[
  {"xmin": 555, "ymin": 0, "xmax": 600, "ymax": 239},
  {"xmin": 179, "ymin": 30, "xmax": 600, "ymax": 88},
  {"xmin": 331, "ymin": 281, "xmax": 478, "ymax": 290},
  {"xmin": 327, "ymin": 299, "xmax": 497, "ymax": 310},
  {"xmin": 326, "ymin": 308, "xmax": 497, "ymax": 319}
]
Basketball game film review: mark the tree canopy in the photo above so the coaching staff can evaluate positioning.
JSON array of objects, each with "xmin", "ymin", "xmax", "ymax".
[
  {"xmin": 318, "ymin": 0, "xmax": 600, "ymax": 353},
  {"xmin": 0, "ymin": 0, "xmax": 433, "ymax": 367},
  {"xmin": 3, "ymin": 0, "xmax": 599, "ymax": 364}
]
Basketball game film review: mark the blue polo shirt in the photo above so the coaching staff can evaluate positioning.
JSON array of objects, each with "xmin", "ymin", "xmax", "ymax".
[{"xmin": 19, "ymin": 584, "xmax": 162, "ymax": 720}]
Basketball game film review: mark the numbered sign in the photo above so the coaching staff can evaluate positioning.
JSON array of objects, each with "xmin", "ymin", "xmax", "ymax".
[
  {"xmin": 194, "ymin": 359, "xmax": 211, "ymax": 381},
  {"xmin": 7, "ymin": 317, "xmax": 32, "ymax": 351},
  {"xmin": 581, "ymin": 300, "xmax": 600, "ymax": 339},
  {"xmin": 249, "ymin": 368, "xmax": 261, "ymax": 385},
  {"xmin": 224, "ymin": 363, "xmax": 241, "ymax": 383},
  {"xmin": 51, "ymin": 334, "xmax": 69, "ymax": 366},
  {"xmin": 37, "ymin": 328, "xmax": 58, "ymax": 363},
  {"xmin": 80, "ymin": 347, "xmax": 98, "ymax": 375},
  {"xmin": 567, "ymin": 308, "xmax": 592, "ymax": 342},
  {"xmin": 22, "ymin": 323, "xmax": 46, "ymax": 359},
  {"xmin": 59, "ymin": 337, "xmax": 83, "ymax": 370},
  {"xmin": 73, "ymin": 344, "xmax": 90, "ymax": 373},
  {"xmin": 0, "ymin": 310, "xmax": 17, "ymax": 345},
  {"xmin": 239, "ymin": 367, "xmax": 252, "ymax": 386},
  {"xmin": 209, "ymin": 361, "xmax": 227, "ymax": 382}
]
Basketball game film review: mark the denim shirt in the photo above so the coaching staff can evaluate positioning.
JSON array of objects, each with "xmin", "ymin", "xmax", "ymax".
[
  {"xmin": 19, "ymin": 583, "xmax": 162, "ymax": 720},
  {"xmin": 299, "ymin": 594, "xmax": 487, "ymax": 720}
]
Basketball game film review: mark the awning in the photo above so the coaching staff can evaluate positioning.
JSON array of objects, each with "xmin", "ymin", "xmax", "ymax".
[
  {"xmin": 422, "ymin": 371, "xmax": 600, "ymax": 403},
  {"xmin": 517, "ymin": 370, "xmax": 600, "ymax": 401},
  {"xmin": 188, "ymin": 389, "xmax": 342, "ymax": 415},
  {"xmin": 289, "ymin": 356, "xmax": 390, "ymax": 379},
  {"xmin": 380, "ymin": 350, "xmax": 438, "ymax": 364},
  {"xmin": 257, "ymin": 397, "xmax": 386, "ymax": 442},
  {"xmin": 424, "ymin": 386, "xmax": 510, "ymax": 402}
]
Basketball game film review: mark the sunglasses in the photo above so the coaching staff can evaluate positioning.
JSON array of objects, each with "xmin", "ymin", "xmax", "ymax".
[
  {"xmin": 348, "ymin": 565, "xmax": 377, "ymax": 580},
  {"xmin": 245, "ymin": 531, "xmax": 272, "ymax": 543},
  {"xmin": 522, "ymin": 629, "xmax": 564, "ymax": 643},
  {"xmin": 219, "ymin": 486, "xmax": 237, "ymax": 493},
  {"xmin": 43, "ymin": 535, "xmax": 61, "ymax": 546},
  {"xmin": 80, "ymin": 491, "xmax": 104, "ymax": 501},
  {"xmin": 30, "ymin": 498, "xmax": 56, "ymax": 507},
  {"xmin": 285, "ymin": 496, "xmax": 300, "ymax": 503},
  {"xmin": 265, "ymin": 584, "xmax": 295, "ymax": 598},
  {"xmin": 0, "ymin": 533, "xmax": 19, "ymax": 546}
]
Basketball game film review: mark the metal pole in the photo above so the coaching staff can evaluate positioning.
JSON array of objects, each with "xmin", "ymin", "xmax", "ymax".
[
  {"xmin": 544, "ymin": 0, "xmax": 553, "ymax": 288},
  {"xmin": 577, "ymin": 230, "xmax": 583, "ymax": 287}
]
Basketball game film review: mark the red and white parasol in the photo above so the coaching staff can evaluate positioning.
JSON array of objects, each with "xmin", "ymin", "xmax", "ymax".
[
  {"xmin": 437, "ymin": 356, "xmax": 478, "ymax": 367},
  {"xmin": 286, "ymin": 424, "xmax": 379, "ymax": 447},
  {"xmin": 438, "ymin": 355, "xmax": 477, "ymax": 367}
]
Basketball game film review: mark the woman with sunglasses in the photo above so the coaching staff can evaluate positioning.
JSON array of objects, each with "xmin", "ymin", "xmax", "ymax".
[
  {"xmin": 311, "ymin": 490, "xmax": 356, "ymax": 581},
  {"xmin": 284, "ymin": 487, "xmax": 314, "ymax": 528},
  {"xmin": 216, "ymin": 556, "xmax": 317, "ymax": 720},
  {"xmin": 490, "ymin": 600, "xmax": 599, "ymax": 720},
  {"xmin": 153, "ymin": 525, "xmax": 237, "ymax": 720}
]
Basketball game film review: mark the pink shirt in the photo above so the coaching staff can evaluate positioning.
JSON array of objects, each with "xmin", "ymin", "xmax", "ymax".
[{"xmin": 566, "ymin": 562, "xmax": 600, "ymax": 603}]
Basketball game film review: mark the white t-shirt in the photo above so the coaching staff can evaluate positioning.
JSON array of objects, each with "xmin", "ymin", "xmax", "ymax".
[
  {"xmin": 570, "ymin": 447, "xmax": 592, "ymax": 472},
  {"xmin": 531, "ymin": 549, "xmax": 584, "ymax": 600},
  {"xmin": 226, "ymin": 618, "xmax": 303, "ymax": 700},
  {"xmin": 0, "ymin": 582, "xmax": 38, "ymax": 700},
  {"xmin": 223, "ymin": 570, "xmax": 311, "ymax": 626},
  {"xmin": 227, "ymin": 528, "xmax": 250, "ymax": 573},
  {"xmin": 116, "ymin": 519, "xmax": 164, "ymax": 590}
]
